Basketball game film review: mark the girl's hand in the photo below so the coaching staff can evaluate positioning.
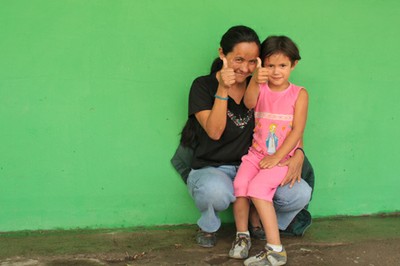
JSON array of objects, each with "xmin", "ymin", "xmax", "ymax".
[
  {"xmin": 217, "ymin": 57, "xmax": 236, "ymax": 89},
  {"xmin": 254, "ymin": 57, "xmax": 269, "ymax": 84},
  {"xmin": 259, "ymin": 154, "xmax": 280, "ymax": 169},
  {"xmin": 278, "ymin": 149, "xmax": 304, "ymax": 187}
]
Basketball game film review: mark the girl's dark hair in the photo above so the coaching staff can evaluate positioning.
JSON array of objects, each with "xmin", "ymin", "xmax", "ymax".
[
  {"xmin": 210, "ymin": 25, "xmax": 260, "ymax": 74},
  {"xmin": 260, "ymin": 35, "xmax": 301, "ymax": 65}
]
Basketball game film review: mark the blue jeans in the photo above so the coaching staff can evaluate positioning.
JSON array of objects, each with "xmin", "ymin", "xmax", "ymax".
[{"xmin": 187, "ymin": 165, "xmax": 312, "ymax": 233}]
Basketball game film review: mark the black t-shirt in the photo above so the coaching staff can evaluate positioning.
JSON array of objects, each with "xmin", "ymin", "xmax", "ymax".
[{"xmin": 188, "ymin": 73, "xmax": 255, "ymax": 169}]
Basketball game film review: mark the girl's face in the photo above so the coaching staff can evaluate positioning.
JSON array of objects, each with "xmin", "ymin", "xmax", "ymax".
[
  {"xmin": 263, "ymin": 53, "xmax": 297, "ymax": 90},
  {"xmin": 220, "ymin": 42, "xmax": 259, "ymax": 84}
]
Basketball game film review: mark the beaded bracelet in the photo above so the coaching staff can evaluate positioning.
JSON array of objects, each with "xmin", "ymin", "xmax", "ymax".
[{"xmin": 214, "ymin": 94, "xmax": 229, "ymax": 101}]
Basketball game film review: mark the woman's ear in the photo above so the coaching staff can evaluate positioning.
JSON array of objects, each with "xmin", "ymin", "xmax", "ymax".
[{"xmin": 218, "ymin": 48, "xmax": 224, "ymax": 60}]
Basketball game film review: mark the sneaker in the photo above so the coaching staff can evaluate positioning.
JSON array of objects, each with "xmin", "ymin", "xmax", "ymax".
[
  {"xmin": 244, "ymin": 247, "xmax": 287, "ymax": 266},
  {"xmin": 196, "ymin": 230, "xmax": 216, "ymax": 248},
  {"xmin": 228, "ymin": 233, "xmax": 251, "ymax": 259},
  {"xmin": 249, "ymin": 226, "xmax": 266, "ymax": 240}
]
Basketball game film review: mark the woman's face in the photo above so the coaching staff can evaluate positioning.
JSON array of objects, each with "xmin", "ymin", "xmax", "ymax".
[{"xmin": 221, "ymin": 42, "xmax": 259, "ymax": 84}]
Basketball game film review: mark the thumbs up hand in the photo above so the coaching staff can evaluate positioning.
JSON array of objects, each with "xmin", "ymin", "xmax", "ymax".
[
  {"xmin": 254, "ymin": 57, "xmax": 269, "ymax": 84},
  {"xmin": 218, "ymin": 57, "xmax": 236, "ymax": 89}
]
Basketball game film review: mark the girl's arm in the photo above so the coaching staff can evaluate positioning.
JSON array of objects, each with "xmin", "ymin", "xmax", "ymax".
[
  {"xmin": 244, "ymin": 77, "xmax": 260, "ymax": 109},
  {"xmin": 244, "ymin": 57, "xmax": 267, "ymax": 109},
  {"xmin": 259, "ymin": 88, "xmax": 309, "ymax": 168}
]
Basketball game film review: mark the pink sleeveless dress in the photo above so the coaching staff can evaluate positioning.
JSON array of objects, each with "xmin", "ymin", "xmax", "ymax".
[{"xmin": 233, "ymin": 83, "xmax": 302, "ymax": 201}]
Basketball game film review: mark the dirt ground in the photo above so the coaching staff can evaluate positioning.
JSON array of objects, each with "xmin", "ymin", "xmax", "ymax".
[{"xmin": 1, "ymin": 215, "xmax": 400, "ymax": 266}]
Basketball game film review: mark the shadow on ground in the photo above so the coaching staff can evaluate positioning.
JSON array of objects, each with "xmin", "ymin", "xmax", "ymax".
[{"xmin": 1, "ymin": 214, "xmax": 400, "ymax": 265}]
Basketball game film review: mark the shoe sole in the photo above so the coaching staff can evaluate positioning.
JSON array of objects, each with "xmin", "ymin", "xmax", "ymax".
[
  {"xmin": 229, "ymin": 254, "xmax": 248, "ymax": 259},
  {"xmin": 228, "ymin": 250, "xmax": 248, "ymax": 259},
  {"xmin": 197, "ymin": 243, "xmax": 215, "ymax": 248}
]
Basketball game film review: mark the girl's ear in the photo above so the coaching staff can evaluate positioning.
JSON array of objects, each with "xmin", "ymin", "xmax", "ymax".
[
  {"xmin": 218, "ymin": 48, "xmax": 224, "ymax": 60},
  {"xmin": 291, "ymin": 60, "xmax": 299, "ymax": 69}
]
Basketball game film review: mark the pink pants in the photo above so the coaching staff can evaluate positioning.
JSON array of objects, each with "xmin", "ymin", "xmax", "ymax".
[{"xmin": 234, "ymin": 148, "xmax": 288, "ymax": 202}]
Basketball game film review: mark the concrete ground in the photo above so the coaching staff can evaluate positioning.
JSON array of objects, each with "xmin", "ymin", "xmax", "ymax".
[{"xmin": 1, "ymin": 215, "xmax": 400, "ymax": 266}]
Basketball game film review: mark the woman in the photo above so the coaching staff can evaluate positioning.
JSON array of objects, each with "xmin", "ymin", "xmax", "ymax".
[{"xmin": 174, "ymin": 25, "xmax": 312, "ymax": 248}]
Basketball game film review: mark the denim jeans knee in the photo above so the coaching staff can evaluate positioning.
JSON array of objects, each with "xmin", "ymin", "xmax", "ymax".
[
  {"xmin": 187, "ymin": 165, "xmax": 237, "ymax": 232},
  {"xmin": 273, "ymin": 179, "xmax": 312, "ymax": 230}
]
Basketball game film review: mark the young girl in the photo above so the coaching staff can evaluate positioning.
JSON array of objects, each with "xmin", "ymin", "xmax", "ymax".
[{"xmin": 229, "ymin": 36, "xmax": 308, "ymax": 266}]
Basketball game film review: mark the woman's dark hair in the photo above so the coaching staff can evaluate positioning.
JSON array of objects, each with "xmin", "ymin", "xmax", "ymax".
[
  {"xmin": 260, "ymin": 35, "xmax": 301, "ymax": 65},
  {"xmin": 180, "ymin": 116, "xmax": 197, "ymax": 148},
  {"xmin": 210, "ymin": 25, "xmax": 260, "ymax": 74},
  {"xmin": 179, "ymin": 26, "xmax": 260, "ymax": 147}
]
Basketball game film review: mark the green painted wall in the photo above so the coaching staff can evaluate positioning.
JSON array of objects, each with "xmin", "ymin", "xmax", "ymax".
[{"xmin": 0, "ymin": 0, "xmax": 399, "ymax": 232}]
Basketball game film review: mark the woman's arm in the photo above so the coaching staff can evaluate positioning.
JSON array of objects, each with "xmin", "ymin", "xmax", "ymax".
[
  {"xmin": 195, "ymin": 58, "xmax": 234, "ymax": 140},
  {"xmin": 278, "ymin": 147, "xmax": 305, "ymax": 187},
  {"xmin": 195, "ymin": 93, "xmax": 228, "ymax": 140}
]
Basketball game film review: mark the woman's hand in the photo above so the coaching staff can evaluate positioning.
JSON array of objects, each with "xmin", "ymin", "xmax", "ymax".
[
  {"xmin": 217, "ymin": 57, "xmax": 235, "ymax": 89},
  {"xmin": 278, "ymin": 149, "xmax": 304, "ymax": 187}
]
